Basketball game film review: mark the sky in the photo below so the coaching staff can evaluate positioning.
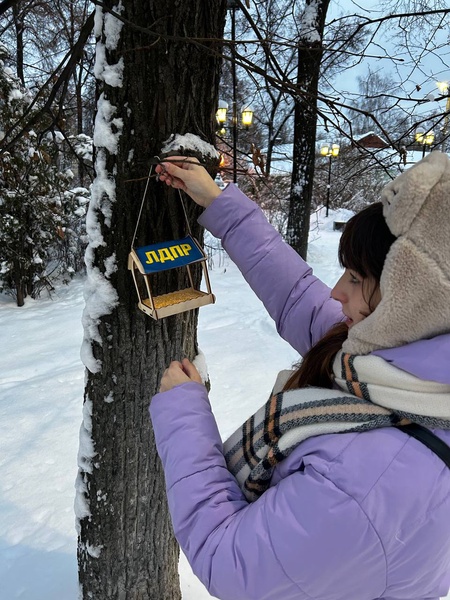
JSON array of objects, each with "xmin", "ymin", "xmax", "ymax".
[
  {"xmin": 1, "ymin": 206, "xmax": 449, "ymax": 600},
  {"xmin": 327, "ymin": 1, "xmax": 450, "ymax": 92},
  {"xmin": 225, "ymin": 0, "xmax": 450, "ymax": 151}
]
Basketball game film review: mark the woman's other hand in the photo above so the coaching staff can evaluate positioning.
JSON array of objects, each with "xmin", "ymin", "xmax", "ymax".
[
  {"xmin": 155, "ymin": 156, "xmax": 222, "ymax": 208},
  {"xmin": 159, "ymin": 358, "xmax": 203, "ymax": 393}
]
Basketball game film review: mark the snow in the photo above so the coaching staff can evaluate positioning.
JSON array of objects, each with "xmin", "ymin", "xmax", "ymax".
[
  {"xmin": 79, "ymin": 0, "xmax": 124, "ymax": 529},
  {"xmin": 92, "ymin": 96, "xmax": 123, "ymax": 154},
  {"xmin": 8, "ymin": 88, "xmax": 23, "ymax": 102},
  {"xmin": 104, "ymin": 1, "xmax": 124, "ymax": 51},
  {"xmin": 82, "ymin": 1, "xmax": 123, "ymax": 379},
  {"xmin": 298, "ymin": 1, "xmax": 321, "ymax": 44},
  {"xmin": 0, "ymin": 207, "xmax": 449, "ymax": 600},
  {"xmin": 80, "ymin": 260, "xmax": 119, "ymax": 373},
  {"xmin": 162, "ymin": 133, "xmax": 219, "ymax": 159},
  {"xmin": 93, "ymin": 2, "xmax": 124, "ymax": 87},
  {"xmin": 74, "ymin": 398, "xmax": 96, "ymax": 525}
]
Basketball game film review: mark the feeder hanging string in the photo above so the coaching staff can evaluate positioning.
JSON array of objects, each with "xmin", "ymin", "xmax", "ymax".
[
  {"xmin": 131, "ymin": 161, "xmax": 156, "ymax": 250},
  {"xmin": 132, "ymin": 158, "xmax": 194, "ymax": 247},
  {"xmin": 178, "ymin": 188, "xmax": 193, "ymax": 237}
]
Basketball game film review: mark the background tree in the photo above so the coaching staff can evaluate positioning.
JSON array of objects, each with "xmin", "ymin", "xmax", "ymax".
[
  {"xmin": 285, "ymin": 0, "xmax": 330, "ymax": 259},
  {"xmin": 219, "ymin": 0, "xmax": 369, "ymax": 257},
  {"xmin": 216, "ymin": 1, "xmax": 450, "ymax": 258},
  {"xmin": 0, "ymin": 0, "xmax": 96, "ymax": 185},
  {"xmin": 75, "ymin": 1, "xmax": 225, "ymax": 598},
  {"xmin": 3, "ymin": 0, "xmax": 450, "ymax": 265},
  {"xmin": 217, "ymin": 51, "xmax": 263, "ymax": 180},
  {"xmin": 348, "ymin": 70, "xmax": 406, "ymax": 138},
  {"xmin": 238, "ymin": 0, "xmax": 297, "ymax": 175},
  {"xmin": 0, "ymin": 46, "xmax": 87, "ymax": 305}
]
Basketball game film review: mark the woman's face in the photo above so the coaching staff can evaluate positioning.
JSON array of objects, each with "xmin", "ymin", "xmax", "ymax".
[{"xmin": 331, "ymin": 269, "xmax": 381, "ymax": 328}]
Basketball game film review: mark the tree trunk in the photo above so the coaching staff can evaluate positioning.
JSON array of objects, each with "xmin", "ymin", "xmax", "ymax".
[
  {"xmin": 12, "ymin": 1, "xmax": 24, "ymax": 85},
  {"xmin": 13, "ymin": 260, "xmax": 25, "ymax": 307},
  {"xmin": 77, "ymin": 1, "xmax": 226, "ymax": 598},
  {"xmin": 286, "ymin": 0, "xmax": 330, "ymax": 260},
  {"xmin": 74, "ymin": 68, "xmax": 86, "ymax": 184}
]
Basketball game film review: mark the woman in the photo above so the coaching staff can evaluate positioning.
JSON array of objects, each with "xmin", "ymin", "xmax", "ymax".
[{"xmin": 150, "ymin": 151, "xmax": 450, "ymax": 600}]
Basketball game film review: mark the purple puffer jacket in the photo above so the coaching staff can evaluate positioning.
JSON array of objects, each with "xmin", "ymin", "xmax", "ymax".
[{"xmin": 150, "ymin": 184, "xmax": 450, "ymax": 600}]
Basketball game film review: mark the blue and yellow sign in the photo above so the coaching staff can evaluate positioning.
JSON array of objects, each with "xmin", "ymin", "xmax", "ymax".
[{"xmin": 134, "ymin": 235, "xmax": 205, "ymax": 274}]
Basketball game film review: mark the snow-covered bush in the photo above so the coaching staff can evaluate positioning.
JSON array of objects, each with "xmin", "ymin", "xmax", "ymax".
[{"xmin": 0, "ymin": 52, "xmax": 88, "ymax": 305}]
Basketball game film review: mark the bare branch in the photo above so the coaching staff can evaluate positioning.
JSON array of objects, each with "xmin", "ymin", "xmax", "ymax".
[
  {"xmin": 0, "ymin": 10, "xmax": 94, "ymax": 153},
  {"xmin": 0, "ymin": 0, "xmax": 21, "ymax": 17}
]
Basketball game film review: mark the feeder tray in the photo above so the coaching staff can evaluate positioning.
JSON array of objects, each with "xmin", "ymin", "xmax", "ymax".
[{"xmin": 128, "ymin": 235, "xmax": 215, "ymax": 320}]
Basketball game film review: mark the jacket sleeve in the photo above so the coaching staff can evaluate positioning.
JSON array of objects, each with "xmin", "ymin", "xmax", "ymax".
[
  {"xmin": 198, "ymin": 184, "xmax": 344, "ymax": 356},
  {"xmin": 150, "ymin": 383, "xmax": 387, "ymax": 600}
]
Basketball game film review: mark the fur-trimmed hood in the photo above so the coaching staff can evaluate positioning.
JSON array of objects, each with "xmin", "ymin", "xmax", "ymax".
[{"xmin": 343, "ymin": 151, "xmax": 450, "ymax": 355}]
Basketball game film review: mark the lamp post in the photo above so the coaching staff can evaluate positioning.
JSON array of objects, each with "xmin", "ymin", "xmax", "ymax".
[
  {"xmin": 436, "ymin": 81, "xmax": 450, "ymax": 151},
  {"xmin": 216, "ymin": 1, "xmax": 255, "ymax": 183},
  {"xmin": 215, "ymin": 102, "xmax": 254, "ymax": 182},
  {"xmin": 229, "ymin": 0, "xmax": 239, "ymax": 184},
  {"xmin": 415, "ymin": 128, "xmax": 435, "ymax": 157},
  {"xmin": 320, "ymin": 143, "xmax": 340, "ymax": 217}
]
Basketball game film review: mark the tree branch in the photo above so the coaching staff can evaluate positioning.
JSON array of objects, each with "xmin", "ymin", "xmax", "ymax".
[
  {"xmin": 0, "ymin": 10, "xmax": 95, "ymax": 154},
  {"xmin": 0, "ymin": 0, "xmax": 21, "ymax": 17}
]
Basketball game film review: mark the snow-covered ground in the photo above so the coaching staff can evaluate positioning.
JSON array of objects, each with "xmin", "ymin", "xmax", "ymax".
[{"xmin": 0, "ymin": 208, "xmax": 448, "ymax": 600}]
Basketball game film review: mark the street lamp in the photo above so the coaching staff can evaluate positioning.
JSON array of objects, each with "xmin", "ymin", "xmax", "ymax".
[
  {"xmin": 320, "ymin": 143, "xmax": 340, "ymax": 217},
  {"xmin": 216, "ymin": 101, "xmax": 255, "ymax": 182},
  {"xmin": 216, "ymin": 100, "xmax": 228, "ymax": 125},
  {"xmin": 216, "ymin": 100, "xmax": 228, "ymax": 136},
  {"xmin": 241, "ymin": 105, "xmax": 254, "ymax": 129},
  {"xmin": 217, "ymin": 1, "xmax": 255, "ymax": 183},
  {"xmin": 216, "ymin": 102, "xmax": 254, "ymax": 129},
  {"xmin": 415, "ymin": 128, "xmax": 435, "ymax": 157},
  {"xmin": 436, "ymin": 81, "xmax": 450, "ymax": 151}
]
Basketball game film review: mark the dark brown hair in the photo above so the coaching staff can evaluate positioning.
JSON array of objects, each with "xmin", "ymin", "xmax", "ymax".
[{"xmin": 283, "ymin": 202, "xmax": 396, "ymax": 391}]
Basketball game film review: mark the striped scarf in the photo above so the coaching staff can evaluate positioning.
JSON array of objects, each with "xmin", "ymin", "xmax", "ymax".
[{"xmin": 223, "ymin": 351, "xmax": 450, "ymax": 502}]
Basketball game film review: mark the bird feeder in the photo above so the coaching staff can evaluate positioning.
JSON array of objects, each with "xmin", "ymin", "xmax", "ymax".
[
  {"xmin": 128, "ymin": 234, "xmax": 215, "ymax": 320},
  {"xmin": 129, "ymin": 159, "xmax": 216, "ymax": 319}
]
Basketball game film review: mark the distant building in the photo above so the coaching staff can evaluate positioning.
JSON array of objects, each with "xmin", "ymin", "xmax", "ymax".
[{"xmin": 351, "ymin": 132, "xmax": 390, "ymax": 149}]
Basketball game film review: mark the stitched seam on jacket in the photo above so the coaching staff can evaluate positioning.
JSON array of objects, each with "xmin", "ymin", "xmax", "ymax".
[
  {"xmin": 324, "ymin": 429, "xmax": 411, "ymax": 596},
  {"xmin": 263, "ymin": 499, "xmax": 316, "ymax": 600},
  {"xmin": 314, "ymin": 467, "xmax": 389, "ymax": 597},
  {"xmin": 391, "ymin": 434, "xmax": 450, "ymax": 530},
  {"xmin": 168, "ymin": 463, "xmax": 387, "ymax": 598},
  {"xmin": 167, "ymin": 463, "xmax": 231, "ymax": 492},
  {"xmin": 363, "ymin": 439, "xmax": 410, "ymax": 503},
  {"xmin": 323, "ymin": 429, "xmax": 411, "ymax": 503},
  {"xmin": 169, "ymin": 464, "xmax": 314, "ymax": 598}
]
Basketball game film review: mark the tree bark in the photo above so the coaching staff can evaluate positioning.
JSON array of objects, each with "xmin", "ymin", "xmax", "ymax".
[
  {"xmin": 286, "ymin": 0, "xmax": 330, "ymax": 260},
  {"xmin": 77, "ymin": 1, "xmax": 226, "ymax": 598},
  {"xmin": 12, "ymin": 1, "xmax": 24, "ymax": 84}
]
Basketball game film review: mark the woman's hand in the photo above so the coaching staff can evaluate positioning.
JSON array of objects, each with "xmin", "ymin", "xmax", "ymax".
[
  {"xmin": 155, "ymin": 156, "xmax": 222, "ymax": 208},
  {"xmin": 159, "ymin": 358, "xmax": 203, "ymax": 393}
]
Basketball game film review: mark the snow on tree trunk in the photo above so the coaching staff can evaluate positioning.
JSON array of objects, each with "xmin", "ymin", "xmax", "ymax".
[
  {"xmin": 76, "ymin": 1, "xmax": 225, "ymax": 598},
  {"xmin": 286, "ymin": 0, "xmax": 330, "ymax": 260}
]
